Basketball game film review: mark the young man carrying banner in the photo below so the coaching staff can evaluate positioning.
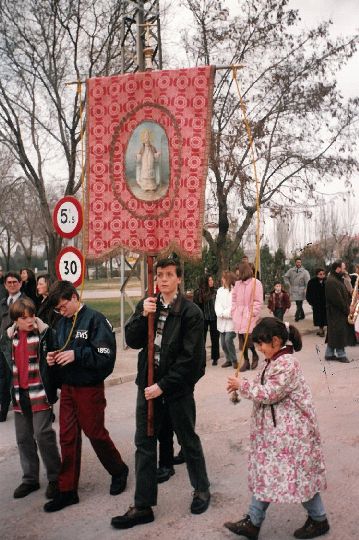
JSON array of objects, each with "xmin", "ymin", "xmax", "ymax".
[{"xmin": 111, "ymin": 258, "xmax": 210, "ymax": 529}]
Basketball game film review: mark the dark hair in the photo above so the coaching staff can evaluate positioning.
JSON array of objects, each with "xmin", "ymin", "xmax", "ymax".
[
  {"xmin": 20, "ymin": 268, "xmax": 36, "ymax": 282},
  {"xmin": 48, "ymin": 280, "xmax": 79, "ymax": 306},
  {"xmin": 315, "ymin": 268, "xmax": 325, "ymax": 275},
  {"xmin": 252, "ymin": 317, "xmax": 302, "ymax": 351},
  {"xmin": 4, "ymin": 272, "xmax": 21, "ymax": 283},
  {"xmin": 10, "ymin": 297, "xmax": 36, "ymax": 321},
  {"xmin": 330, "ymin": 260, "xmax": 342, "ymax": 274},
  {"xmin": 295, "ymin": 257, "xmax": 302, "ymax": 262},
  {"xmin": 222, "ymin": 270, "xmax": 236, "ymax": 290},
  {"xmin": 235, "ymin": 262, "xmax": 253, "ymax": 281},
  {"xmin": 155, "ymin": 258, "xmax": 182, "ymax": 277},
  {"xmin": 36, "ymin": 273, "xmax": 56, "ymax": 294},
  {"xmin": 199, "ymin": 274, "xmax": 217, "ymax": 302},
  {"xmin": 272, "ymin": 282, "xmax": 286, "ymax": 292}
]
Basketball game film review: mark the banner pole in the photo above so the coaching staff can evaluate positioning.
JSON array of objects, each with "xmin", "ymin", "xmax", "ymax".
[{"xmin": 147, "ymin": 255, "xmax": 155, "ymax": 436}]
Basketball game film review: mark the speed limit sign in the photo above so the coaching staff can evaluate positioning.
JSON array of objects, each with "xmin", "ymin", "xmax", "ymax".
[
  {"xmin": 56, "ymin": 247, "xmax": 85, "ymax": 288},
  {"xmin": 53, "ymin": 196, "xmax": 83, "ymax": 239}
]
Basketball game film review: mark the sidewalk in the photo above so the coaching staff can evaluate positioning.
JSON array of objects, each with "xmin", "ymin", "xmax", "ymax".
[{"xmin": 108, "ymin": 301, "xmax": 317, "ymax": 386}]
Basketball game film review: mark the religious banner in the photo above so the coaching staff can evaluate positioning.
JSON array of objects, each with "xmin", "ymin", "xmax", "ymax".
[{"xmin": 86, "ymin": 66, "xmax": 215, "ymax": 260}]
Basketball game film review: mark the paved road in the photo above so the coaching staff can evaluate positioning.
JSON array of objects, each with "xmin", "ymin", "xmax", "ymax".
[{"xmin": 1, "ymin": 319, "xmax": 358, "ymax": 539}]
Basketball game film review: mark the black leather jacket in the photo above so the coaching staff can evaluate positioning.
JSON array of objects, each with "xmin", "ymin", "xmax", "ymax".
[
  {"xmin": 55, "ymin": 304, "xmax": 116, "ymax": 386},
  {"xmin": 125, "ymin": 292, "xmax": 205, "ymax": 401}
]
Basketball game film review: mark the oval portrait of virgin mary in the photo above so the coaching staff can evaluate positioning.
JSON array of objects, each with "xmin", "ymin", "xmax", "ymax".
[{"xmin": 125, "ymin": 121, "xmax": 170, "ymax": 201}]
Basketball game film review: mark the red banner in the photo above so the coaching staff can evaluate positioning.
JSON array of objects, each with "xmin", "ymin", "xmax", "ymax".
[{"xmin": 86, "ymin": 67, "xmax": 215, "ymax": 260}]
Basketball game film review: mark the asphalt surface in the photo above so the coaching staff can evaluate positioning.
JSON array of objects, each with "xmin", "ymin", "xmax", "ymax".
[{"xmin": 1, "ymin": 303, "xmax": 359, "ymax": 540}]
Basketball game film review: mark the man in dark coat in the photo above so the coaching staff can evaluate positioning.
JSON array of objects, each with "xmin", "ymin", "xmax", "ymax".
[
  {"xmin": 306, "ymin": 268, "xmax": 327, "ymax": 337},
  {"xmin": 111, "ymin": 258, "xmax": 210, "ymax": 530},
  {"xmin": 325, "ymin": 260, "xmax": 356, "ymax": 362},
  {"xmin": 0, "ymin": 267, "xmax": 7, "ymax": 301},
  {"xmin": 0, "ymin": 272, "xmax": 27, "ymax": 421}
]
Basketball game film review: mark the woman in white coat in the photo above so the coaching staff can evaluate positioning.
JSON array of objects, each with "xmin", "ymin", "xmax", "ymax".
[{"xmin": 215, "ymin": 271, "xmax": 238, "ymax": 368}]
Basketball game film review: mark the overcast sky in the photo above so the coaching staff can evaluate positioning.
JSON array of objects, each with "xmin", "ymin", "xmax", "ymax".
[
  {"xmin": 163, "ymin": 0, "xmax": 358, "ymax": 98},
  {"xmin": 289, "ymin": 0, "xmax": 359, "ymax": 98},
  {"xmin": 162, "ymin": 0, "xmax": 359, "ymax": 241}
]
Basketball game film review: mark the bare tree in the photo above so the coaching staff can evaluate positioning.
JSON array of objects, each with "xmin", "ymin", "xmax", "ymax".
[
  {"xmin": 8, "ymin": 182, "xmax": 46, "ymax": 265},
  {"xmin": 181, "ymin": 0, "xmax": 359, "ymax": 276},
  {"xmin": 0, "ymin": 147, "xmax": 24, "ymax": 269},
  {"xmin": 0, "ymin": 0, "xmax": 126, "ymax": 272}
]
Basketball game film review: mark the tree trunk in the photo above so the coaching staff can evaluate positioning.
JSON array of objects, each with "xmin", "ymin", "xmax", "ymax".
[{"xmin": 47, "ymin": 232, "xmax": 63, "ymax": 276}]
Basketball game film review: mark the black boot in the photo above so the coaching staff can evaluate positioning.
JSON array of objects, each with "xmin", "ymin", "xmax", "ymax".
[
  {"xmin": 157, "ymin": 466, "xmax": 175, "ymax": 483},
  {"xmin": 173, "ymin": 449, "xmax": 185, "ymax": 465},
  {"xmin": 0, "ymin": 407, "xmax": 9, "ymax": 422},
  {"xmin": 224, "ymin": 515, "xmax": 260, "ymax": 539},
  {"xmin": 43, "ymin": 490, "xmax": 79, "ymax": 512},
  {"xmin": 111, "ymin": 506, "xmax": 154, "ymax": 529},
  {"xmin": 110, "ymin": 464, "xmax": 129, "ymax": 495},
  {"xmin": 294, "ymin": 516, "xmax": 330, "ymax": 539}
]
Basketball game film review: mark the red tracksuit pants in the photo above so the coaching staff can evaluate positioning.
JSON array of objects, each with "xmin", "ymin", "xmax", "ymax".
[{"xmin": 58, "ymin": 383, "xmax": 125, "ymax": 492}]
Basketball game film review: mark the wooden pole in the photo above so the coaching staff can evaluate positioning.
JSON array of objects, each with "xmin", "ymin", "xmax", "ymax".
[{"xmin": 146, "ymin": 255, "xmax": 155, "ymax": 436}]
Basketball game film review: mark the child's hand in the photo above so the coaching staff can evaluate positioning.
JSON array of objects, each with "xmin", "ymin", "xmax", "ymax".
[
  {"xmin": 227, "ymin": 376, "xmax": 240, "ymax": 393},
  {"xmin": 54, "ymin": 350, "xmax": 75, "ymax": 366},
  {"xmin": 47, "ymin": 351, "xmax": 57, "ymax": 366}
]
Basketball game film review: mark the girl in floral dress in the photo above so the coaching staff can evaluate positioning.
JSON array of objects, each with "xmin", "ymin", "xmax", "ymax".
[{"xmin": 225, "ymin": 317, "xmax": 329, "ymax": 540}]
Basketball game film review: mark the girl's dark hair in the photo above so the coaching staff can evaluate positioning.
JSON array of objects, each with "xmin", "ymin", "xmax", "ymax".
[
  {"xmin": 235, "ymin": 262, "xmax": 253, "ymax": 281},
  {"xmin": 272, "ymin": 282, "xmax": 287, "ymax": 293},
  {"xmin": 36, "ymin": 273, "xmax": 56, "ymax": 294},
  {"xmin": 252, "ymin": 317, "xmax": 302, "ymax": 351},
  {"xmin": 20, "ymin": 268, "xmax": 36, "ymax": 282},
  {"xmin": 200, "ymin": 274, "xmax": 216, "ymax": 302},
  {"xmin": 222, "ymin": 270, "xmax": 236, "ymax": 291}
]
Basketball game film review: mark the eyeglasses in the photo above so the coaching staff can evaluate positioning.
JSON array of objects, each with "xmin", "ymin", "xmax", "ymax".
[
  {"xmin": 6, "ymin": 280, "xmax": 20, "ymax": 285},
  {"xmin": 54, "ymin": 300, "xmax": 70, "ymax": 314}
]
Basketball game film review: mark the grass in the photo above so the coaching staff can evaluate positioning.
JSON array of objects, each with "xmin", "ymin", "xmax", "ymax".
[
  {"xmin": 85, "ymin": 297, "xmax": 141, "ymax": 327},
  {"xmin": 83, "ymin": 277, "xmax": 141, "ymax": 291}
]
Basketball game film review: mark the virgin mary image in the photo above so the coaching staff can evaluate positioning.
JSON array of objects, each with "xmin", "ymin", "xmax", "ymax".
[{"xmin": 136, "ymin": 128, "xmax": 161, "ymax": 191}]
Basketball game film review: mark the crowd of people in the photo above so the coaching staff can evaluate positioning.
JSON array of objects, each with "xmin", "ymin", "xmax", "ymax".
[
  {"xmin": 191, "ymin": 256, "xmax": 358, "ymax": 371},
  {"xmin": 0, "ymin": 256, "xmax": 358, "ymax": 539}
]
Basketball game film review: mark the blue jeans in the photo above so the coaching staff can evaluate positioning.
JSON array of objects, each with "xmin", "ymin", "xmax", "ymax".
[
  {"xmin": 325, "ymin": 345, "xmax": 346, "ymax": 358},
  {"xmin": 249, "ymin": 493, "xmax": 327, "ymax": 527},
  {"xmin": 220, "ymin": 332, "xmax": 237, "ymax": 366}
]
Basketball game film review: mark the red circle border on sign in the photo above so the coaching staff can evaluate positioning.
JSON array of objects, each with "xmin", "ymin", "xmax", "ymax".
[
  {"xmin": 53, "ymin": 196, "xmax": 83, "ymax": 239},
  {"xmin": 55, "ymin": 246, "xmax": 85, "ymax": 288}
]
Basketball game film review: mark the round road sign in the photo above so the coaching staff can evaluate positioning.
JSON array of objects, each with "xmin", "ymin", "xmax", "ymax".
[
  {"xmin": 53, "ymin": 196, "xmax": 83, "ymax": 239},
  {"xmin": 55, "ymin": 246, "xmax": 85, "ymax": 288}
]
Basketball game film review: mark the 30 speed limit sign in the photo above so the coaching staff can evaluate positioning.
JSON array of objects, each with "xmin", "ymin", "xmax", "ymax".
[
  {"xmin": 53, "ymin": 196, "xmax": 83, "ymax": 239},
  {"xmin": 56, "ymin": 247, "xmax": 85, "ymax": 288}
]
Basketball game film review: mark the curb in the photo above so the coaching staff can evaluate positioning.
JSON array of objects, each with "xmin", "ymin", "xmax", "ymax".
[{"xmin": 105, "ymin": 373, "xmax": 137, "ymax": 387}]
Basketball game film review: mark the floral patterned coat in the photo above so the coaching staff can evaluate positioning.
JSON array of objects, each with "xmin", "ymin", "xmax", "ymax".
[{"xmin": 239, "ymin": 346, "xmax": 327, "ymax": 503}]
